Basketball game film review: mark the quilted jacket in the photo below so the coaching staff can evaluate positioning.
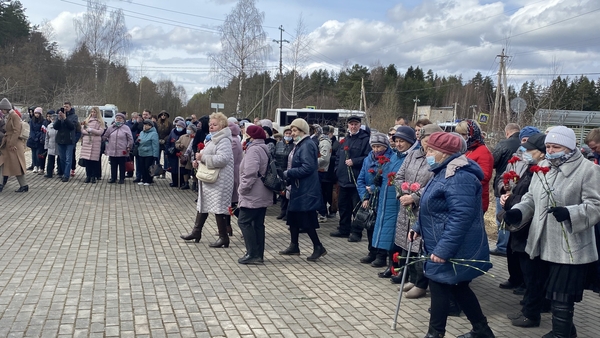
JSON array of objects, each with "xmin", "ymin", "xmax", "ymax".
[
  {"xmin": 196, "ymin": 126, "xmax": 234, "ymax": 215},
  {"xmin": 413, "ymin": 154, "xmax": 492, "ymax": 285},
  {"xmin": 79, "ymin": 118, "xmax": 105, "ymax": 161},
  {"xmin": 286, "ymin": 135, "xmax": 322, "ymax": 212},
  {"xmin": 465, "ymin": 144, "xmax": 494, "ymax": 212}
]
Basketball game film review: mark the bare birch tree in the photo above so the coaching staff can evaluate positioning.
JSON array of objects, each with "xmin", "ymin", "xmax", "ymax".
[
  {"xmin": 209, "ymin": 0, "xmax": 270, "ymax": 115},
  {"xmin": 286, "ymin": 14, "xmax": 310, "ymax": 108}
]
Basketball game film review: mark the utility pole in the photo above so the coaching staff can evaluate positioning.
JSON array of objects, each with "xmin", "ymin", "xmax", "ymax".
[
  {"xmin": 493, "ymin": 48, "xmax": 511, "ymax": 130},
  {"xmin": 273, "ymin": 25, "xmax": 289, "ymax": 110},
  {"xmin": 412, "ymin": 96, "xmax": 420, "ymax": 122}
]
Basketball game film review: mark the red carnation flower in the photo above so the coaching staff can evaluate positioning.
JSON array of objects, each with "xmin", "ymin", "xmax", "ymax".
[
  {"xmin": 344, "ymin": 146, "xmax": 349, "ymax": 151},
  {"xmin": 339, "ymin": 139, "xmax": 346, "ymax": 145},
  {"xmin": 197, "ymin": 143, "xmax": 205, "ymax": 151},
  {"xmin": 368, "ymin": 168, "xmax": 375, "ymax": 174},
  {"xmin": 507, "ymin": 156, "xmax": 520, "ymax": 164}
]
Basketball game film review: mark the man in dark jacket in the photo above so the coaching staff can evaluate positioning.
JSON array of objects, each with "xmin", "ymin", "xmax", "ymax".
[
  {"xmin": 330, "ymin": 116, "xmax": 371, "ymax": 241},
  {"xmin": 274, "ymin": 126, "xmax": 294, "ymax": 220},
  {"xmin": 129, "ymin": 113, "xmax": 144, "ymax": 181},
  {"xmin": 54, "ymin": 101, "xmax": 79, "ymax": 182}
]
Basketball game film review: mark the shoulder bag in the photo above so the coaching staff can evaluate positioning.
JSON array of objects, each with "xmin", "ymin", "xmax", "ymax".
[{"xmin": 196, "ymin": 161, "xmax": 220, "ymax": 183}]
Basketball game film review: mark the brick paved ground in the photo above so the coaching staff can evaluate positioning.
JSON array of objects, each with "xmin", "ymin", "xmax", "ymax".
[{"xmin": 0, "ymin": 156, "xmax": 599, "ymax": 337}]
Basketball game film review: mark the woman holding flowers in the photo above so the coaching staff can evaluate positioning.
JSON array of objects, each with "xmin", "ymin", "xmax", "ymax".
[
  {"xmin": 356, "ymin": 132, "xmax": 406, "ymax": 268},
  {"xmin": 388, "ymin": 124, "xmax": 442, "ymax": 300},
  {"xmin": 409, "ymin": 132, "xmax": 494, "ymax": 338},
  {"xmin": 503, "ymin": 126, "xmax": 600, "ymax": 338}
]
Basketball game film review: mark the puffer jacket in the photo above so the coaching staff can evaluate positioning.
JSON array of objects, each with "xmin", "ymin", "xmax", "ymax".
[
  {"xmin": 335, "ymin": 129, "xmax": 371, "ymax": 188},
  {"xmin": 45, "ymin": 122, "xmax": 58, "ymax": 156},
  {"xmin": 274, "ymin": 139, "xmax": 294, "ymax": 171},
  {"xmin": 286, "ymin": 135, "xmax": 323, "ymax": 212},
  {"xmin": 103, "ymin": 124, "xmax": 133, "ymax": 157},
  {"xmin": 238, "ymin": 140, "xmax": 272, "ymax": 209},
  {"xmin": 317, "ymin": 134, "xmax": 332, "ymax": 172},
  {"xmin": 137, "ymin": 126, "xmax": 159, "ymax": 158},
  {"xmin": 492, "ymin": 132, "xmax": 521, "ymax": 197},
  {"xmin": 357, "ymin": 147, "xmax": 403, "ymax": 251},
  {"xmin": 465, "ymin": 144, "xmax": 494, "ymax": 212},
  {"xmin": 514, "ymin": 151, "xmax": 600, "ymax": 264},
  {"xmin": 394, "ymin": 144, "xmax": 435, "ymax": 253},
  {"xmin": 27, "ymin": 117, "xmax": 45, "ymax": 149},
  {"xmin": 413, "ymin": 154, "xmax": 492, "ymax": 285},
  {"xmin": 79, "ymin": 118, "xmax": 105, "ymax": 161}
]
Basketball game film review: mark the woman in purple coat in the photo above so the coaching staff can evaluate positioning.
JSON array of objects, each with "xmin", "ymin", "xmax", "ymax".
[{"xmin": 103, "ymin": 113, "xmax": 133, "ymax": 184}]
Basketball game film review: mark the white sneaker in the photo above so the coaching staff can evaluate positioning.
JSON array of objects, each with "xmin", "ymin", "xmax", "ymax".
[
  {"xmin": 143, "ymin": 183, "xmax": 150, "ymax": 186},
  {"xmin": 318, "ymin": 215, "xmax": 327, "ymax": 223},
  {"xmin": 32, "ymin": 167, "xmax": 38, "ymax": 173},
  {"xmin": 138, "ymin": 182, "xmax": 144, "ymax": 185}
]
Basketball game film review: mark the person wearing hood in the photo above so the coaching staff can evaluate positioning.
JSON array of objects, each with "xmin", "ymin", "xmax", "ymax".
[
  {"xmin": 165, "ymin": 120, "xmax": 187, "ymax": 187},
  {"xmin": 355, "ymin": 132, "xmax": 405, "ymax": 271},
  {"xmin": 237, "ymin": 125, "xmax": 273, "ymax": 264},
  {"xmin": 27, "ymin": 107, "xmax": 46, "ymax": 174},
  {"xmin": 44, "ymin": 111, "xmax": 58, "ymax": 178},
  {"xmin": 274, "ymin": 125, "xmax": 294, "ymax": 220},
  {"xmin": 136, "ymin": 119, "xmax": 159, "ymax": 186},
  {"xmin": 409, "ymin": 132, "xmax": 494, "ymax": 338},
  {"xmin": 103, "ymin": 113, "xmax": 133, "ymax": 184},
  {"xmin": 54, "ymin": 101, "xmax": 79, "ymax": 182},
  {"xmin": 175, "ymin": 123, "xmax": 196, "ymax": 190},
  {"xmin": 0, "ymin": 98, "xmax": 28, "ymax": 192},
  {"xmin": 228, "ymin": 121, "xmax": 244, "ymax": 228},
  {"xmin": 156, "ymin": 110, "xmax": 171, "ymax": 177},
  {"xmin": 314, "ymin": 124, "xmax": 333, "ymax": 222},
  {"xmin": 504, "ymin": 126, "xmax": 600, "ymax": 338},
  {"xmin": 79, "ymin": 107, "xmax": 106, "ymax": 183}
]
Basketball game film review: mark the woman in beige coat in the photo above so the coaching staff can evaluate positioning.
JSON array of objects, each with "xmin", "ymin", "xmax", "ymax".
[{"xmin": 0, "ymin": 98, "xmax": 28, "ymax": 192}]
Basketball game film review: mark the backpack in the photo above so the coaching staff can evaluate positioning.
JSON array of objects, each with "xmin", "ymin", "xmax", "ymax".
[
  {"xmin": 19, "ymin": 121, "xmax": 30, "ymax": 141},
  {"xmin": 259, "ymin": 147, "xmax": 286, "ymax": 192}
]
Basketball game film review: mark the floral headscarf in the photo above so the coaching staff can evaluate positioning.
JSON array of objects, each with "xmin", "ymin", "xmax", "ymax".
[{"xmin": 464, "ymin": 119, "xmax": 485, "ymax": 150}]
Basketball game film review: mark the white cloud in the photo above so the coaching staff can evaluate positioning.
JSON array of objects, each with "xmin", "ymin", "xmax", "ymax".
[{"xmin": 48, "ymin": 11, "xmax": 83, "ymax": 53}]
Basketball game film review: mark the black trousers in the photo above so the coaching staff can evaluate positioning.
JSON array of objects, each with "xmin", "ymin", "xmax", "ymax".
[
  {"xmin": 71, "ymin": 145, "xmax": 77, "ymax": 171},
  {"xmin": 85, "ymin": 160, "xmax": 101, "ymax": 178},
  {"xmin": 519, "ymin": 253, "xmax": 549, "ymax": 321},
  {"xmin": 280, "ymin": 196, "xmax": 289, "ymax": 215},
  {"xmin": 238, "ymin": 207, "xmax": 267, "ymax": 259},
  {"xmin": 507, "ymin": 234, "xmax": 524, "ymax": 286},
  {"xmin": 337, "ymin": 186, "xmax": 360, "ymax": 235},
  {"xmin": 46, "ymin": 155, "xmax": 57, "ymax": 177},
  {"xmin": 140, "ymin": 156, "xmax": 154, "ymax": 183},
  {"xmin": 134, "ymin": 155, "xmax": 142, "ymax": 179},
  {"xmin": 429, "ymin": 280, "xmax": 486, "ymax": 333},
  {"xmin": 109, "ymin": 156, "xmax": 126, "ymax": 181}
]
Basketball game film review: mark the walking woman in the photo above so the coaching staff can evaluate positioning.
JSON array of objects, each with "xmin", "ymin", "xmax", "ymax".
[
  {"xmin": 80, "ymin": 107, "xmax": 105, "ymax": 183},
  {"xmin": 410, "ymin": 132, "xmax": 493, "ymax": 338},
  {"xmin": 103, "ymin": 113, "xmax": 133, "ymax": 184},
  {"xmin": 237, "ymin": 125, "xmax": 272, "ymax": 264},
  {"xmin": 0, "ymin": 98, "xmax": 28, "ymax": 192},
  {"xmin": 504, "ymin": 126, "xmax": 600, "ymax": 338},
  {"xmin": 180, "ymin": 112, "xmax": 234, "ymax": 248},
  {"xmin": 279, "ymin": 118, "xmax": 327, "ymax": 261},
  {"xmin": 27, "ymin": 107, "xmax": 45, "ymax": 173}
]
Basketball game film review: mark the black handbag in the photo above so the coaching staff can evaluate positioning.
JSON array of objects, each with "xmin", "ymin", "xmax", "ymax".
[
  {"xmin": 149, "ymin": 163, "xmax": 165, "ymax": 177},
  {"xmin": 352, "ymin": 191, "xmax": 378, "ymax": 230},
  {"xmin": 259, "ymin": 148, "xmax": 286, "ymax": 192},
  {"xmin": 78, "ymin": 158, "xmax": 87, "ymax": 167}
]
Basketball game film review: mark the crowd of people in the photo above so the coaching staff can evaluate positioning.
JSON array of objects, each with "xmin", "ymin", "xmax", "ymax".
[{"xmin": 3, "ymin": 96, "xmax": 600, "ymax": 338}]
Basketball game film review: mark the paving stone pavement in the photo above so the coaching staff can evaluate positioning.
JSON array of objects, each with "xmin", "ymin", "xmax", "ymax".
[{"xmin": 1, "ymin": 157, "xmax": 599, "ymax": 337}]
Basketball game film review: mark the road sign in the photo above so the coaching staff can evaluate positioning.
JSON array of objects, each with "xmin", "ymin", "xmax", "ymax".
[
  {"xmin": 210, "ymin": 103, "xmax": 224, "ymax": 112},
  {"xmin": 478, "ymin": 112, "xmax": 490, "ymax": 125},
  {"xmin": 510, "ymin": 97, "xmax": 527, "ymax": 114}
]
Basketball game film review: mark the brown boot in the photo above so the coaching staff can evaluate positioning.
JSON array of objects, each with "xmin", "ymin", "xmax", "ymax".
[
  {"xmin": 209, "ymin": 214, "xmax": 230, "ymax": 248},
  {"xmin": 180, "ymin": 212, "xmax": 207, "ymax": 242}
]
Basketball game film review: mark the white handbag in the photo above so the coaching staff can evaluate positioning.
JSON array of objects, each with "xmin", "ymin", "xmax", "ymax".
[{"xmin": 195, "ymin": 162, "xmax": 219, "ymax": 183}]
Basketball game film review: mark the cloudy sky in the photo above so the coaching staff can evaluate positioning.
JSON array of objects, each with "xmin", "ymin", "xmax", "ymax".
[{"xmin": 19, "ymin": 0, "xmax": 600, "ymax": 100}]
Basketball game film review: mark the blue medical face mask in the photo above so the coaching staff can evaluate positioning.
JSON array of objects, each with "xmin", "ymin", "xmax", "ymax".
[
  {"xmin": 176, "ymin": 127, "xmax": 183, "ymax": 132},
  {"xmin": 186, "ymin": 129, "xmax": 192, "ymax": 135},
  {"xmin": 284, "ymin": 136, "xmax": 292, "ymax": 141},
  {"xmin": 522, "ymin": 152, "xmax": 536, "ymax": 164},
  {"xmin": 518, "ymin": 146, "xmax": 526, "ymax": 153},
  {"xmin": 546, "ymin": 151, "xmax": 565, "ymax": 160},
  {"xmin": 426, "ymin": 156, "xmax": 437, "ymax": 167}
]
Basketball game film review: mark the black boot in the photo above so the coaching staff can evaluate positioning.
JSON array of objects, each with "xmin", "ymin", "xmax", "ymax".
[
  {"xmin": 360, "ymin": 252, "xmax": 376, "ymax": 264},
  {"xmin": 456, "ymin": 318, "xmax": 494, "ymax": 338},
  {"xmin": 209, "ymin": 214, "xmax": 230, "ymax": 248},
  {"xmin": 424, "ymin": 326, "xmax": 445, "ymax": 338},
  {"xmin": 84, "ymin": 177, "xmax": 91, "ymax": 183},
  {"xmin": 0, "ymin": 184, "xmax": 3, "ymax": 193},
  {"xmin": 371, "ymin": 252, "xmax": 387, "ymax": 267},
  {"xmin": 180, "ymin": 212, "xmax": 207, "ymax": 243},
  {"xmin": 279, "ymin": 243, "xmax": 300, "ymax": 255},
  {"xmin": 378, "ymin": 266, "xmax": 392, "ymax": 278},
  {"xmin": 546, "ymin": 301, "xmax": 576, "ymax": 338},
  {"xmin": 15, "ymin": 185, "xmax": 29, "ymax": 192},
  {"xmin": 307, "ymin": 244, "xmax": 327, "ymax": 261}
]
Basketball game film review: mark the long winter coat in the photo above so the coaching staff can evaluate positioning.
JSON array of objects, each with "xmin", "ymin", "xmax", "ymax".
[
  {"xmin": 286, "ymin": 135, "xmax": 323, "ymax": 212},
  {"xmin": 513, "ymin": 151, "xmax": 600, "ymax": 265},
  {"xmin": 0, "ymin": 111, "xmax": 26, "ymax": 176},
  {"xmin": 229, "ymin": 122, "xmax": 243, "ymax": 204},
  {"xmin": 317, "ymin": 134, "xmax": 332, "ymax": 172},
  {"xmin": 394, "ymin": 145, "xmax": 435, "ymax": 253},
  {"xmin": 335, "ymin": 129, "xmax": 371, "ymax": 188},
  {"xmin": 137, "ymin": 127, "xmax": 159, "ymax": 158},
  {"xmin": 196, "ymin": 126, "xmax": 234, "ymax": 215},
  {"xmin": 156, "ymin": 120, "xmax": 172, "ymax": 150},
  {"xmin": 238, "ymin": 140, "xmax": 272, "ymax": 209},
  {"xmin": 356, "ymin": 147, "xmax": 403, "ymax": 251},
  {"xmin": 0, "ymin": 118, "xmax": 5, "ymax": 145},
  {"xmin": 413, "ymin": 154, "xmax": 492, "ymax": 285},
  {"xmin": 465, "ymin": 144, "xmax": 494, "ymax": 212},
  {"xmin": 27, "ymin": 117, "xmax": 45, "ymax": 149},
  {"xmin": 175, "ymin": 134, "xmax": 192, "ymax": 168},
  {"xmin": 45, "ymin": 122, "xmax": 58, "ymax": 156},
  {"xmin": 103, "ymin": 124, "xmax": 133, "ymax": 157},
  {"xmin": 79, "ymin": 118, "xmax": 105, "ymax": 161}
]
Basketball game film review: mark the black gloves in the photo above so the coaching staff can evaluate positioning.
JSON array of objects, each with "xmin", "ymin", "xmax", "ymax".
[
  {"xmin": 548, "ymin": 207, "xmax": 570, "ymax": 222},
  {"xmin": 373, "ymin": 175, "xmax": 383, "ymax": 187},
  {"xmin": 503, "ymin": 209, "xmax": 522, "ymax": 225}
]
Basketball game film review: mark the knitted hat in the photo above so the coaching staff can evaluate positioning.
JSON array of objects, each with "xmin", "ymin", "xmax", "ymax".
[
  {"xmin": 227, "ymin": 117, "xmax": 238, "ymax": 124},
  {"xmin": 0, "ymin": 98, "xmax": 12, "ymax": 110},
  {"xmin": 143, "ymin": 119, "xmax": 153, "ymax": 125},
  {"xmin": 370, "ymin": 132, "xmax": 390, "ymax": 148},
  {"xmin": 34, "ymin": 107, "xmax": 43, "ymax": 114},
  {"xmin": 246, "ymin": 124, "xmax": 266, "ymax": 140},
  {"xmin": 428, "ymin": 132, "xmax": 463, "ymax": 155},
  {"xmin": 523, "ymin": 133, "xmax": 546, "ymax": 153},
  {"xmin": 449, "ymin": 132, "xmax": 468, "ymax": 153},
  {"xmin": 545, "ymin": 126, "xmax": 576, "ymax": 150},
  {"xmin": 519, "ymin": 126, "xmax": 541, "ymax": 140},
  {"xmin": 419, "ymin": 124, "xmax": 443, "ymax": 140},
  {"xmin": 290, "ymin": 118, "xmax": 310, "ymax": 134},
  {"xmin": 176, "ymin": 120, "xmax": 186, "ymax": 129},
  {"xmin": 260, "ymin": 119, "xmax": 273, "ymax": 129},
  {"xmin": 392, "ymin": 126, "xmax": 416, "ymax": 144},
  {"xmin": 115, "ymin": 113, "xmax": 126, "ymax": 120},
  {"xmin": 187, "ymin": 123, "xmax": 197, "ymax": 133}
]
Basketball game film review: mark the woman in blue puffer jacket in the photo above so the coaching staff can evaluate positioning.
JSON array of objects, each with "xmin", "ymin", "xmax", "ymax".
[{"xmin": 410, "ymin": 132, "xmax": 494, "ymax": 338}]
